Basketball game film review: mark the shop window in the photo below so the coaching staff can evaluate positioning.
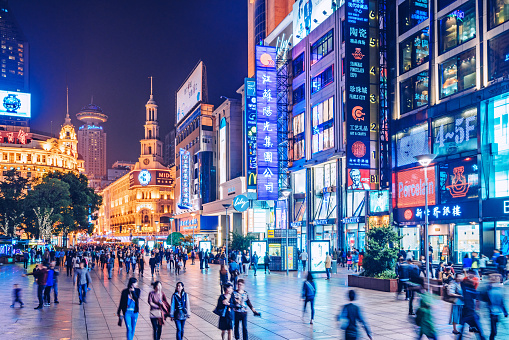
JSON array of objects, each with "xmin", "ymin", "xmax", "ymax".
[
  {"xmin": 310, "ymin": 29, "xmax": 333, "ymax": 65},
  {"xmin": 489, "ymin": 0, "xmax": 509, "ymax": 29},
  {"xmin": 400, "ymin": 70, "xmax": 429, "ymax": 114},
  {"xmin": 293, "ymin": 53, "xmax": 304, "ymax": 78},
  {"xmin": 440, "ymin": 49, "xmax": 476, "ymax": 99},
  {"xmin": 293, "ymin": 84, "xmax": 305, "ymax": 104},
  {"xmin": 398, "ymin": 0, "xmax": 429, "ymax": 35},
  {"xmin": 439, "ymin": 1, "xmax": 476, "ymax": 54},
  {"xmin": 491, "ymin": 154, "xmax": 509, "ymax": 197},
  {"xmin": 495, "ymin": 222, "xmax": 509, "ymax": 255},
  {"xmin": 454, "ymin": 224, "xmax": 480, "ymax": 263},
  {"xmin": 488, "ymin": 30, "xmax": 509, "ymax": 80},
  {"xmin": 311, "ymin": 65, "xmax": 334, "ymax": 94},
  {"xmin": 399, "ymin": 27, "xmax": 429, "ymax": 74},
  {"xmin": 312, "ymin": 96, "xmax": 334, "ymax": 153}
]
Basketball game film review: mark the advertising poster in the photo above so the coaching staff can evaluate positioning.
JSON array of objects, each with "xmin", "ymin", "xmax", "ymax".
[
  {"xmin": 439, "ymin": 157, "xmax": 479, "ymax": 204},
  {"xmin": 347, "ymin": 168, "xmax": 371, "ymax": 190},
  {"xmin": 244, "ymin": 78, "xmax": 257, "ymax": 189},
  {"xmin": 310, "ymin": 240, "xmax": 329, "ymax": 272},
  {"xmin": 396, "ymin": 167, "xmax": 436, "ymax": 208},
  {"xmin": 199, "ymin": 241, "xmax": 212, "ymax": 254},
  {"xmin": 269, "ymin": 243, "xmax": 281, "ymax": 257},
  {"xmin": 293, "ymin": 0, "xmax": 339, "ymax": 46},
  {"xmin": 396, "ymin": 123, "xmax": 429, "ymax": 167},
  {"xmin": 251, "ymin": 241, "xmax": 267, "ymax": 265},
  {"xmin": 176, "ymin": 61, "xmax": 203, "ymax": 124},
  {"xmin": 433, "ymin": 108, "xmax": 477, "ymax": 156},
  {"xmin": 0, "ymin": 90, "xmax": 31, "ymax": 118},
  {"xmin": 369, "ymin": 190, "xmax": 390, "ymax": 213},
  {"xmin": 287, "ymin": 246, "xmax": 294, "ymax": 270}
]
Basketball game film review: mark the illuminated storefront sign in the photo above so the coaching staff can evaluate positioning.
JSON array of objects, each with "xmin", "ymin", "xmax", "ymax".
[
  {"xmin": 219, "ymin": 118, "xmax": 227, "ymax": 184},
  {"xmin": 345, "ymin": 0, "xmax": 371, "ymax": 169},
  {"xmin": 179, "ymin": 148, "xmax": 192, "ymax": 209},
  {"xmin": 244, "ymin": 78, "xmax": 257, "ymax": 189},
  {"xmin": 179, "ymin": 217, "xmax": 199, "ymax": 230},
  {"xmin": 369, "ymin": 190, "xmax": 390, "ymax": 213},
  {"xmin": 439, "ymin": 157, "xmax": 479, "ymax": 204},
  {"xmin": 233, "ymin": 194, "xmax": 249, "ymax": 212},
  {"xmin": 347, "ymin": 168, "xmax": 371, "ymax": 190},
  {"xmin": 292, "ymin": 0, "xmax": 339, "ymax": 46},
  {"xmin": 483, "ymin": 198, "xmax": 509, "ymax": 217},
  {"xmin": 0, "ymin": 91, "xmax": 31, "ymax": 118},
  {"xmin": 433, "ymin": 108, "xmax": 477, "ymax": 156},
  {"xmin": 129, "ymin": 169, "xmax": 173, "ymax": 188},
  {"xmin": 176, "ymin": 61, "xmax": 204, "ymax": 124},
  {"xmin": 256, "ymin": 45, "xmax": 278, "ymax": 200},
  {"xmin": 396, "ymin": 167, "xmax": 436, "ymax": 208},
  {"xmin": 0, "ymin": 130, "xmax": 32, "ymax": 144},
  {"xmin": 396, "ymin": 201, "xmax": 478, "ymax": 222}
]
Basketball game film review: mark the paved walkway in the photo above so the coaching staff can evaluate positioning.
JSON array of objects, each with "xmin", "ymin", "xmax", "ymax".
[{"xmin": 0, "ymin": 260, "xmax": 508, "ymax": 339}]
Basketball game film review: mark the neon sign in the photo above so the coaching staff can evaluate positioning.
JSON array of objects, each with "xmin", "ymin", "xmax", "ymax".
[
  {"xmin": 179, "ymin": 148, "xmax": 192, "ymax": 209},
  {"xmin": 244, "ymin": 78, "xmax": 257, "ymax": 189},
  {"xmin": 396, "ymin": 201, "xmax": 478, "ymax": 222},
  {"xmin": 0, "ymin": 130, "xmax": 31, "ymax": 144},
  {"xmin": 233, "ymin": 195, "xmax": 249, "ymax": 212}
]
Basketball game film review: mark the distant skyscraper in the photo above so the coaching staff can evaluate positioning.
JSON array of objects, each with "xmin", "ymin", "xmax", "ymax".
[
  {"xmin": 0, "ymin": 0, "xmax": 28, "ymax": 92},
  {"xmin": 76, "ymin": 102, "xmax": 108, "ymax": 189}
]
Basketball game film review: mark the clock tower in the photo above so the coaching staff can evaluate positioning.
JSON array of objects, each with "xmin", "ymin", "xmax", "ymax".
[{"xmin": 139, "ymin": 77, "xmax": 164, "ymax": 169}]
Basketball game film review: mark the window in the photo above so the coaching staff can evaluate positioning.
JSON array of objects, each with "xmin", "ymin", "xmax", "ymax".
[
  {"xmin": 311, "ymin": 65, "xmax": 334, "ymax": 94},
  {"xmin": 489, "ymin": 0, "xmax": 509, "ymax": 29},
  {"xmin": 438, "ymin": 0, "xmax": 456, "ymax": 12},
  {"xmin": 293, "ymin": 84, "xmax": 305, "ymax": 104},
  {"xmin": 400, "ymin": 70, "xmax": 429, "ymax": 114},
  {"xmin": 311, "ymin": 30, "xmax": 333, "ymax": 65},
  {"xmin": 293, "ymin": 53, "xmax": 304, "ymax": 78},
  {"xmin": 398, "ymin": 0, "xmax": 429, "ymax": 35},
  {"xmin": 439, "ymin": 48, "xmax": 476, "ymax": 98},
  {"xmin": 399, "ymin": 28, "xmax": 429, "ymax": 74},
  {"xmin": 488, "ymin": 30, "xmax": 509, "ymax": 80},
  {"xmin": 312, "ymin": 96, "xmax": 334, "ymax": 153},
  {"xmin": 293, "ymin": 112, "xmax": 305, "ymax": 161},
  {"xmin": 293, "ymin": 112, "xmax": 305, "ymax": 135},
  {"xmin": 439, "ymin": 1, "xmax": 476, "ymax": 54}
]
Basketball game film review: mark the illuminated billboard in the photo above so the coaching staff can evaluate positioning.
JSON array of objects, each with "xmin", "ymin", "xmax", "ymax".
[
  {"xmin": 310, "ymin": 240, "xmax": 329, "ymax": 272},
  {"xmin": 129, "ymin": 169, "xmax": 173, "ymax": 188},
  {"xmin": 439, "ymin": 157, "xmax": 479, "ymax": 204},
  {"xmin": 293, "ymin": 0, "xmax": 339, "ymax": 46},
  {"xmin": 244, "ymin": 78, "xmax": 257, "ymax": 189},
  {"xmin": 347, "ymin": 169, "xmax": 371, "ymax": 190},
  {"xmin": 369, "ymin": 190, "xmax": 390, "ymax": 214},
  {"xmin": 176, "ymin": 61, "xmax": 204, "ymax": 124},
  {"xmin": 251, "ymin": 241, "xmax": 267, "ymax": 265},
  {"xmin": 395, "ymin": 123, "xmax": 429, "ymax": 167},
  {"xmin": 433, "ymin": 108, "xmax": 477, "ymax": 156},
  {"xmin": 179, "ymin": 148, "xmax": 192, "ymax": 209},
  {"xmin": 0, "ymin": 91, "xmax": 31, "ymax": 118},
  {"xmin": 396, "ymin": 167, "xmax": 436, "ymax": 208}
]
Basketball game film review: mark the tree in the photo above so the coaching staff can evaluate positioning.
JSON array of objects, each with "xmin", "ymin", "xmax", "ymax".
[
  {"xmin": 0, "ymin": 170, "xmax": 28, "ymax": 236},
  {"xmin": 362, "ymin": 226, "xmax": 401, "ymax": 277},
  {"xmin": 231, "ymin": 232, "xmax": 257, "ymax": 252},
  {"xmin": 167, "ymin": 232, "xmax": 184, "ymax": 246}
]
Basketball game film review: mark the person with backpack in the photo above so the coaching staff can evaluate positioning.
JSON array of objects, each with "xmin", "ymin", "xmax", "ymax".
[
  {"xmin": 337, "ymin": 290, "xmax": 372, "ymax": 340},
  {"xmin": 415, "ymin": 293, "xmax": 437, "ymax": 340},
  {"xmin": 302, "ymin": 272, "xmax": 316, "ymax": 324}
]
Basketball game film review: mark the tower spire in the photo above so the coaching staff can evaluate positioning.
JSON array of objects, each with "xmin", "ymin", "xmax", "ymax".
[
  {"xmin": 64, "ymin": 86, "xmax": 71, "ymax": 124},
  {"xmin": 149, "ymin": 76, "xmax": 153, "ymax": 96}
]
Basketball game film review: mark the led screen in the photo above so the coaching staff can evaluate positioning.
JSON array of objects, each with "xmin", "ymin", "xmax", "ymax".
[
  {"xmin": 251, "ymin": 241, "xmax": 267, "ymax": 265},
  {"xmin": 396, "ymin": 167, "xmax": 436, "ymax": 208},
  {"xmin": 395, "ymin": 123, "xmax": 429, "ymax": 166},
  {"xmin": 199, "ymin": 241, "xmax": 212, "ymax": 254},
  {"xmin": 433, "ymin": 108, "xmax": 477, "ymax": 156},
  {"xmin": 176, "ymin": 61, "xmax": 203, "ymax": 124},
  {"xmin": 293, "ymin": 0, "xmax": 339, "ymax": 46},
  {"xmin": 310, "ymin": 240, "xmax": 330, "ymax": 272},
  {"xmin": 0, "ymin": 90, "xmax": 31, "ymax": 118}
]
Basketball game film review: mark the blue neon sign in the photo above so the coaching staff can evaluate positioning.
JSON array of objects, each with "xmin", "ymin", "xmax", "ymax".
[
  {"xmin": 245, "ymin": 78, "xmax": 257, "ymax": 189},
  {"xmin": 179, "ymin": 148, "xmax": 192, "ymax": 209},
  {"xmin": 256, "ymin": 46, "xmax": 278, "ymax": 200}
]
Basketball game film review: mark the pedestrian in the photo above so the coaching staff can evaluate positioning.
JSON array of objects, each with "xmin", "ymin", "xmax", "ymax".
[
  {"xmin": 23, "ymin": 263, "xmax": 48, "ymax": 309},
  {"xmin": 447, "ymin": 273, "xmax": 464, "ymax": 335},
  {"xmin": 463, "ymin": 253, "xmax": 472, "ymax": 273},
  {"xmin": 183, "ymin": 252, "xmax": 188, "ymax": 270},
  {"xmin": 74, "ymin": 260, "xmax": 92, "ymax": 305},
  {"xmin": 242, "ymin": 251, "xmax": 249, "ymax": 275},
  {"xmin": 107, "ymin": 254, "xmax": 114, "ymax": 279},
  {"xmin": 10, "ymin": 284, "xmax": 24, "ymax": 308},
  {"xmin": 251, "ymin": 252, "xmax": 258, "ymax": 276},
  {"xmin": 347, "ymin": 251, "xmax": 352, "ymax": 270},
  {"xmin": 302, "ymin": 272, "xmax": 316, "ymax": 324},
  {"xmin": 233, "ymin": 279, "xmax": 260, "ymax": 340},
  {"xmin": 205, "ymin": 250, "xmax": 210, "ymax": 268},
  {"xmin": 457, "ymin": 270, "xmax": 486, "ymax": 339},
  {"xmin": 66, "ymin": 253, "xmax": 73, "ymax": 277},
  {"xmin": 170, "ymin": 282, "xmax": 191, "ymax": 340},
  {"xmin": 118, "ymin": 253, "xmax": 124, "ymax": 274},
  {"xmin": 263, "ymin": 252, "xmax": 270, "ymax": 274},
  {"xmin": 220, "ymin": 264, "xmax": 229, "ymax": 293},
  {"xmin": 148, "ymin": 281, "xmax": 170, "ymax": 340},
  {"xmin": 325, "ymin": 252, "xmax": 332, "ymax": 280},
  {"xmin": 117, "ymin": 278, "xmax": 140, "ymax": 340},
  {"xmin": 406, "ymin": 258, "xmax": 421, "ymax": 315},
  {"xmin": 44, "ymin": 261, "xmax": 59, "ymax": 305},
  {"xmin": 125, "ymin": 253, "xmax": 131, "ymax": 274},
  {"xmin": 22, "ymin": 250, "xmax": 29, "ymax": 269},
  {"xmin": 138, "ymin": 255, "xmax": 145, "ymax": 276},
  {"xmin": 131, "ymin": 254, "xmax": 137, "ymax": 274},
  {"xmin": 495, "ymin": 251, "xmax": 507, "ymax": 280},
  {"xmin": 352, "ymin": 250, "xmax": 359, "ymax": 272},
  {"xmin": 215, "ymin": 282, "xmax": 235, "ymax": 340},
  {"xmin": 149, "ymin": 254, "xmax": 157, "ymax": 277},
  {"xmin": 481, "ymin": 273, "xmax": 508, "ymax": 340},
  {"xmin": 415, "ymin": 293, "xmax": 437, "ymax": 340},
  {"xmin": 229, "ymin": 259, "xmax": 240, "ymax": 290},
  {"xmin": 337, "ymin": 290, "xmax": 372, "ymax": 340},
  {"xmin": 191, "ymin": 250, "xmax": 196, "ymax": 265},
  {"xmin": 300, "ymin": 250, "xmax": 308, "ymax": 271},
  {"xmin": 395, "ymin": 257, "xmax": 408, "ymax": 300}
]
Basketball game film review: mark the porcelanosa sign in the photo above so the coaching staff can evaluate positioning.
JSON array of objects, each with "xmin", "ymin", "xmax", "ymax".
[{"xmin": 396, "ymin": 167, "xmax": 436, "ymax": 208}]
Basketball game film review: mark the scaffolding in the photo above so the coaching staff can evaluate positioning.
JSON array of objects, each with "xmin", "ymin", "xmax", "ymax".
[{"xmin": 277, "ymin": 57, "xmax": 290, "ymax": 193}]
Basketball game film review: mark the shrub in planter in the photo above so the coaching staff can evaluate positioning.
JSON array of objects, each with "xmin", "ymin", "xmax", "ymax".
[{"xmin": 362, "ymin": 226, "xmax": 400, "ymax": 278}]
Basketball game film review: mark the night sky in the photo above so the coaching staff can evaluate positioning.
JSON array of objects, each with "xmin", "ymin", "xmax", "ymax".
[{"xmin": 9, "ymin": 0, "xmax": 247, "ymax": 167}]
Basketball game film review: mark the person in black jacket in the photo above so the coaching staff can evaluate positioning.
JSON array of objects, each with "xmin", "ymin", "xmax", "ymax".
[
  {"xmin": 302, "ymin": 272, "xmax": 316, "ymax": 324},
  {"xmin": 338, "ymin": 290, "xmax": 372, "ymax": 340},
  {"xmin": 117, "ymin": 278, "xmax": 140, "ymax": 340},
  {"xmin": 149, "ymin": 254, "xmax": 157, "ymax": 277}
]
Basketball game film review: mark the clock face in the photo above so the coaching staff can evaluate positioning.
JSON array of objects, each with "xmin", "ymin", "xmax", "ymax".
[
  {"xmin": 143, "ymin": 159, "xmax": 150, "ymax": 165},
  {"xmin": 138, "ymin": 170, "xmax": 151, "ymax": 186}
]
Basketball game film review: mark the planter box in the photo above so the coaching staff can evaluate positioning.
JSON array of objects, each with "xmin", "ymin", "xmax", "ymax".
[{"xmin": 348, "ymin": 275, "xmax": 398, "ymax": 292}]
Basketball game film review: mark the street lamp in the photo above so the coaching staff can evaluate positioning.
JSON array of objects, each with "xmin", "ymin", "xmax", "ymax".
[
  {"xmin": 222, "ymin": 203, "xmax": 231, "ymax": 264},
  {"xmin": 281, "ymin": 188, "xmax": 292, "ymax": 275},
  {"xmin": 191, "ymin": 212, "xmax": 196, "ymax": 248},
  {"xmin": 415, "ymin": 153, "xmax": 436, "ymax": 293}
]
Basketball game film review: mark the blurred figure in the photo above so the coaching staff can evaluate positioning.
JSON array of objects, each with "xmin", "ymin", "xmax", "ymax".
[
  {"xmin": 302, "ymin": 272, "xmax": 316, "ymax": 324},
  {"xmin": 457, "ymin": 270, "xmax": 486, "ymax": 340},
  {"xmin": 10, "ymin": 284, "xmax": 23, "ymax": 308},
  {"xmin": 337, "ymin": 290, "xmax": 372, "ymax": 340},
  {"xmin": 447, "ymin": 273, "xmax": 464, "ymax": 335},
  {"xmin": 481, "ymin": 273, "xmax": 508, "ymax": 340},
  {"xmin": 415, "ymin": 293, "xmax": 436, "ymax": 339}
]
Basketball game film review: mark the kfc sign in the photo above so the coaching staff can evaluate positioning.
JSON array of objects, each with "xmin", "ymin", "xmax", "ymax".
[{"xmin": 396, "ymin": 167, "xmax": 436, "ymax": 208}]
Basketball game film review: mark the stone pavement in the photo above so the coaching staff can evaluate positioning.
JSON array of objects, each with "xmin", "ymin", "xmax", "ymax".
[{"xmin": 0, "ymin": 260, "xmax": 508, "ymax": 340}]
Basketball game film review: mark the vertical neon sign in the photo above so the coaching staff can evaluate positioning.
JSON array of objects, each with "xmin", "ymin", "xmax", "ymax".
[
  {"xmin": 244, "ymin": 78, "xmax": 257, "ymax": 189},
  {"xmin": 179, "ymin": 148, "xmax": 192, "ymax": 209},
  {"xmin": 256, "ymin": 46, "xmax": 278, "ymax": 200}
]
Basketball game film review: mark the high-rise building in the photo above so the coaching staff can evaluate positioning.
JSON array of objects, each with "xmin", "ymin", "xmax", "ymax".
[
  {"xmin": 164, "ymin": 129, "xmax": 175, "ymax": 167},
  {"xmin": 0, "ymin": 0, "xmax": 28, "ymax": 92},
  {"xmin": 76, "ymin": 102, "xmax": 108, "ymax": 189}
]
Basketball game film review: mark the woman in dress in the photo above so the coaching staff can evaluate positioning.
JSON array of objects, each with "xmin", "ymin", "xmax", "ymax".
[
  {"xmin": 148, "ymin": 281, "xmax": 170, "ymax": 340},
  {"xmin": 448, "ymin": 273, "xmax": 464, "ymax": 335},
  {"xmin": 216, "ymin": 282, "xmax": 235, "ymax": 340},
  {"xmin": 117, "ymin": 278, "xmax": 140, "ymax": 340},
  {"xmin": 169, "ymin": 282, "xmax": 191, "ymax": 340}
]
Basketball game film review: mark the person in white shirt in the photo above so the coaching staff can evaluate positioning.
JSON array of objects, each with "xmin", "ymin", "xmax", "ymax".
[{"xmin": 301, "ymin": 251, "xmax": 308, "ymax": 271}]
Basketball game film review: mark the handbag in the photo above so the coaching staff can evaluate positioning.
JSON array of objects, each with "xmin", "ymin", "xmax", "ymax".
[
  {"xmin": 213, "ymin": 304, "xmax": 227, "ymax": 317},
  {"xmin": 150, "ymin": 309, "xmax": 163, "ymax": 318}
]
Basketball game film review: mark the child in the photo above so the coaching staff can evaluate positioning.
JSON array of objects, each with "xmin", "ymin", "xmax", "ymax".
[{"xmin": 10, "ymin": 284, "xmax": 23, "ymax": 308}]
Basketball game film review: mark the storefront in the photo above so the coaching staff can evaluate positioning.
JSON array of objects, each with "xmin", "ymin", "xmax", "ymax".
[
  {"xmin": 482, "ymin": 197, "xmax": 509, "ymax": 256},
  {"xmin": 291, "ymin": 169, "xmax": 307, "ymax": 251}
]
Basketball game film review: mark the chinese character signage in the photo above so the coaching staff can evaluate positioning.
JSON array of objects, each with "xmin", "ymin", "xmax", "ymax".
[
  {"xmin": 256, "ymin": 46, "xmax": 278, "ymax": 200},
  {"xmin": 433, "ymin": 108, "xmax": 477, "ymax": 156},
  {"xmin": 244, "ymin": 78, "xmax": 257, "ymax": 189},
  {"xmin": 439, "ymin": 157, "xmax": 479, "ymax": 204},
  {"xmin": 396, "ymin": 201, "xmax": 478, "ymax": 222},
  {"xmin": 179, "ymin": 148, "xmax": 192, "ymax": 209},
  {"xmin": 0, "ymin": 130, "xmax": 32, "ymax": 144},
  {"xmin": 346, "ymin": 0, "xmax": 370, "ymax": 169},
  {"xmin": 396, "ymin": 167, "xmax": 436, "ymax": 208}
]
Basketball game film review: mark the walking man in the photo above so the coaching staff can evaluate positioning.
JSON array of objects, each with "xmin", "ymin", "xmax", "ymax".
[
  {"xmin": 264, "ymin": 252, "xmax": 270, "ymax": 274},
  {"xmin": 106, "ymin": 254, "xmax": 114, "ymax": 279},
  {"xmin": 233, "ymin": 279, "xmax": 260, "ymax": 340},
  {"xmin": 251, "ymin": 252, "xmax": 259, "ymax": 276},
  {"xmin": 74, "ymin": 260, "xmax": 92, "ymax": 304},
  {"xmin": 338, "ymin": 290, "xmax": 372, "ymax": 340},
  {"xmin": 481, "ymin": 273, "xmax": 508, "ymax": 340},
  {"xmin": 24, "ymin": 263, "xmax": 48, "ymax": 309},
  {"xmin": 325, "ymin": 252, "xmax": 332, "ymax": 280},
  {"xmin": 457, "ymin": 270, "xmax": 486, "ymax": 340},
  {"xmin": 300, "ymin": 250, "xmax": 308, "ymax": 271}
]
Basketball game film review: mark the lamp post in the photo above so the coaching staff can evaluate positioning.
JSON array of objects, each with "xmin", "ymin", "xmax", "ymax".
[
  {"xmin": 222, "ymin": 204, "xmax": 231, "ymax": 264},
  {"xmin": 281, "ymin": 188, "xmax": 292, "ymax": 275},
  {"xmin": 191, "ymin": 212, "xmax": 196, "ymax": 249},
  {"xmin": 415, "ymin": 153, "xmax": 436, "ymax": 293}
]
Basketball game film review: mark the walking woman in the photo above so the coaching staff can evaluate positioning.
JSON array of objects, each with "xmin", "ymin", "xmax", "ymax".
[
  {"xmin": 148, "ymin": 281, "xmax": 170, "ymax": 340},
  {"xmin": 138, "ymin": 255, "xmax": 145, "ymax": 277},
  {"xmin": 219, "ymin": 264, "xmax": 229, "ymax": 293},
  {"xmin": 302, "ymin": 272, "xmax": 316, "ymax": 324},
  {"xmin": 215, "ymin": 282, "xmax": 235, "ymax": 340},
  {"xmin": 169, "ymin": 282, "xmax": 191, "ymax": 340},
  {"xmin": 117, "ymin": 278, "xmax": 140, "ymax": 340},
  {"xmin": 448, "ymin": 273, "xmax": 464, "ymax": 335},
  {"xmin": 118, "ymin": 252, "xmax": 124, "ymax": 274}
]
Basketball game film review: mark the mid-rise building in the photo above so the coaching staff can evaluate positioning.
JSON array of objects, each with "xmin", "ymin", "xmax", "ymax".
[{"xmin": 76, "ymin": 103, "xmax": 108, "ymax": 189}]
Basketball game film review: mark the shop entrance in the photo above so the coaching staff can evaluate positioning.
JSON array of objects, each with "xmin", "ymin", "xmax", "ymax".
[{"xmin": 429, "ymin": 235, "xmax": 448, "ymax": 264}]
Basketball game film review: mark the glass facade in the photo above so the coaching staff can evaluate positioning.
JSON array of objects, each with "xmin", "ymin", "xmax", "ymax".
[
  {"xmin": 496, "ymin": 222, "xmax": 509, "ymax": 255},
  {"xmin": 439, "ymin": 48, "xmax": 476, "ymax": 99},
  {"xmin": 293, "ymin": 112, "xmax": 305, "ymax": 160},
  {"xmin": 488, "ymin": 30, "xmax": 509, "ymax": 81},
  {"xmin": 312, "ymin": 96, "xmax": 334, "ymax": 153},
  {"xmin": 398, "ymin": 0, "xmax": 429, "ymax": 35},
  {"xmin": 293, "ymin": 53, "xmax": 304, "ymax": 78},
  {"xmin": 489, "ymin": 0, "xmax": 509, "ymax": 29},
  {"xmin": 439, "ymin": 1, "xmax": 476, "ymax": 54},
  {"xmin": 400, "ymin": 27, "xmax": 429, "ymax": 74},
  {"xmin": 311, "ymin": 65, "xmax": 334, "ymax": 94},
  {"xmin": 293, "ymin": 84, "xmax": 305, "ymax": 104},
  {"xmin": 400, "ymin": 70, "xmax": 429, "ymax": 114},
  {"xmin": 438, "ymin": 0, "xmax": 457, "ymax": 12},
  {"xmin": 311, "ymin": 30, "xmax": 333, "ymax": 65},
  {"xmin": 454, "ymin": 224, "xmax": 480, "ymax": 263},
  {"xmin": 400, "ymin": 226, "xmax": 420, "ymax": 260}
]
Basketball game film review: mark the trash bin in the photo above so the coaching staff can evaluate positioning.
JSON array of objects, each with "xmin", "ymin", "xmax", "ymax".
[{"xmin": 331, "ymin": 260, "xmax": 338, "ymax": 274}]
